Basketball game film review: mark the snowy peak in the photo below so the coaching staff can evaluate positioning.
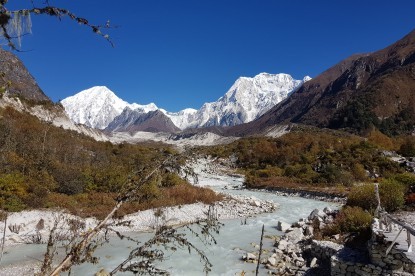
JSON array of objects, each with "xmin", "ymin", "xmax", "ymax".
[
  {"xmin": 62, "ymin": 72, "xmax": 310, "ymax": 132},
  {"xmin": 184, "ymin": 72, "xmax": 310, "ymax": 128},
  {"xmin": 162, "ymin": 108, "xmax": 198, "ymax": 130},
  {"xmin": 61, "ymin": 86, "xmax": 158, "ymax": 129}
]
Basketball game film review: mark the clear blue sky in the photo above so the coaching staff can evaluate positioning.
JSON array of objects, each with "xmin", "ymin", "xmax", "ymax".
[{"xmin": 7, "ymin": 0, "xmax": 415, "ymax": 111}]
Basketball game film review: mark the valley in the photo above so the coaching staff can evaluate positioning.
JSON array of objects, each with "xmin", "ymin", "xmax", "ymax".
[{"xmin": 0, "ymin": 5, "xmax": 414, "ymax": 274}]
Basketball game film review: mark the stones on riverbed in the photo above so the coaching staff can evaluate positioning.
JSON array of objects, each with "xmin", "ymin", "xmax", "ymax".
[
  {"xmin": 310, "ymin": 257, "xmax": 318, "ymax": 268},
  {"xmin": 285, "ymin": 228, "xmax": 304, "ymax": 243},
  {"xmin": 242, "ymin": 252, "xmax": 257, "ymax": 262},
  {"xmin": 308, "ymin": 208, "xmax": 327, "ymax": 221},
  {"xmin": 218, "ymin": 195, "xmax": 278, "ymax": 219},
  {"xmin": 95, "ymin": 269, "xmax": 110, "ymax": 276},
  {"xmin": 276, "ymin": 221, "xmax": 291, "ymax": 232},
  {"xmin": 243, "ymin": 207, "xmax": 341, "ymax": 275}
]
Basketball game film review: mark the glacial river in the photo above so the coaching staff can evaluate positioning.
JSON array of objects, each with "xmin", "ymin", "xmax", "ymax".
[{"xmin": 1, "ymin": 168, "xmax": 339, "ymax": 275}]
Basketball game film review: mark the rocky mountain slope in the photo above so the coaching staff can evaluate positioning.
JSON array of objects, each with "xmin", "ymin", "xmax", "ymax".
[
  {"xmin": 0, "ymin": 49, "xmax": 107, "ymax": 141},
  {"xmin": 106, "ymin": 108, "xmax": 180, "ymax": 133},
  {"xmin": 0, "ymin": 48, "xmax": 50, "ymax": 102},
  {"xmin": 230, "ymin": 29, "xmax": 415, "ymax": 136}
]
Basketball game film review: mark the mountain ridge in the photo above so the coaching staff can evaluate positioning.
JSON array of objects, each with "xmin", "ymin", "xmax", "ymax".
[{"xmin": 228, "ymin": 29, "xmax": 415, "ymax": 136}]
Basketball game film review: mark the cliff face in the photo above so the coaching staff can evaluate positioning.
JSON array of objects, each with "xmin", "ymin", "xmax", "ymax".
[{"xmin": 0, "ymin": 48, "xmax": 50, "ymax": 102}]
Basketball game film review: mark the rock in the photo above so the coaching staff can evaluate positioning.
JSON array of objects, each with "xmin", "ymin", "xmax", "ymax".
[
  {"xmin": 323, "ymin": 207, "xmax": 333, "ymax": 214},
  {"xmin": 292, "ymin": 220, "xmax": 305, "ymax": 228},
  {"xmin": 95, "ymin": 269, "xmax": 110, "ymax": 276},
  {"xmin": 332, "ymin": 234, "xmax": 340, "ymax": 240},
  {"xmin": 285, "ymin": 227, "xmax": 304, "ymax": 243},
  {"xmin": 310, "ymin": 257, "xmax": 318, "ymax": 268},
  {"xmin": 274, "ymin": 248, "xmax": 283, "ymax": 254},
  {"xmin": 324, "ymin": 215, "xmax": 334, "ymax": 224},
  {"xmin": 277, "ymin": 239, "xmax": 288, "ymax": 251},
  {"xmin": 268, "ymin": 257, "xmax": 278, "ymax": 266},
  {"xmin": 242, "ymin": 252, "xmax": 257, "ymax": 261},
  {"xmin": 305, "ymin": 225, "xmax": 314, "ymax": 236},
  {"xmin": 284, "ymin": 255, "xmax": 292, "ymax": 263},
  {"xmin": 276, "ymin": 221, "xmax": 291, "ymax": 232},
  {"xmin": 308, "ymin": 209, "xmax": 326, "ymax": 221}
]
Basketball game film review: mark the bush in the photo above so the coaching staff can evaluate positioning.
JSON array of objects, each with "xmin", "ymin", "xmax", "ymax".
[
  {"xmin": 392, "ymin": 172, "xmax": 415, "ymax": 192},
  {"xmin": 399, "ymin": 137, "xmax": 415, "ymax": 157},
  {"xmin": 346, "ymin": 184, "xmax": 377, "ymax": 212},
  {"xmin": 334, "ymin": 206, "xmax": 372, "ymax": 234},
  {"xmin": 347, "ymin": 180, "xmax": 405, "ymax": 212},
  {"xmin": 317, "ymin": 164, "xmax": 354, "ymax": 186},
  {"xmin": 161, "ymin": 173, "xmax": 187, "ymax": 187},
  {"xmin": 379, "ymin": 179, "xmax": 405, "ymax": 212},
  {"xmin": 0, "ymin": 173, "xmax": 28, "ymax": 211}
]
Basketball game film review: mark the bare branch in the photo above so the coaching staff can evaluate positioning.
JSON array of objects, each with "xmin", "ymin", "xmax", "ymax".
[{"xmin": 0, "ymin": 2, "xmax": 114, "ymax": 50}]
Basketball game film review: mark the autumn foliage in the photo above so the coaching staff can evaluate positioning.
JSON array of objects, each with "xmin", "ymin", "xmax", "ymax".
[{"xmin": 0, "ymin": 107, "xmax": 220, "ymax": 215}]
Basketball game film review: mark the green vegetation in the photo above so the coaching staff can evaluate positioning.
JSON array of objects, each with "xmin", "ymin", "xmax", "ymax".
[
  {"xmin": 320, "ymin": 206, "xmax": 373, "ymax": 248},
  {"xmin": 322, "ymin": 206, "xmax": 372, "ymax": 237},
  {"xmin": 347, "ymin": 180, "xmax": 405, "ymax": 213},
  {"xmin": 199, "ymin": 128, "xmax": 403, "ymax": 190},
  {"xmin": 0, "ymin": 107, "xmax": 221, "ymax": 216}
]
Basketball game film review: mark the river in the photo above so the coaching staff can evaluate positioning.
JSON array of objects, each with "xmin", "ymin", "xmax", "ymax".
[{"xmin": 0, "ymin": 162, "xmax": 339, "ymax": 275}]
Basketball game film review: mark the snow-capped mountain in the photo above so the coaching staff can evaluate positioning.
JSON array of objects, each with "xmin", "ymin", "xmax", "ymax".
[
  {"xmin": 61, "ymin": 86, "xmax": 157, "ymax": 129},
  {"xmin": 166, "ymin": 73, "xmax": 310, "ymax": 129},
  {"xmin": 62, "ymin": 73, "xmax": 310, "ymax": 132},
  {"xmin": 161, "ymin": 108, "xmax": 198, "ymax": 130}
]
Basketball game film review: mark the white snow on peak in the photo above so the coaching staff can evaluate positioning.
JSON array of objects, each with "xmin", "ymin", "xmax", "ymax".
[
  {"xmin": 61, "ymin": 86, "xmax": 158, "ymax": 129},
  {"xmin": 303, "ymin": 76, "xmax": 312, "ymax": 82},
  {"xmin": 165, "ymin": 72, "xmax": 310, "ymax": 129},
  {"xmin": 160, "ymin": 108, "xmax": 198, "ymax": 130},
  {"xmin": 62, "ymin": 72, "xmax": 310, "ymax": 131}
]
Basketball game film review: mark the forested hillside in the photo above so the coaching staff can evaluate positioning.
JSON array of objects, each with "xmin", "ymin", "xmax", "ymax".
[{"xmin": 0, "ymin": 106, "xmax": 220, "ymax": 217}]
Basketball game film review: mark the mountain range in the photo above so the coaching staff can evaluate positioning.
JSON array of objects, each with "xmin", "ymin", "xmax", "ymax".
[
  {"xmin": 1, "ymin": 28, "xmax": 414, "ymax": 146},
  {"xmin": 61, "ymin": 73, "xmax": 310, "ymax": 132}
]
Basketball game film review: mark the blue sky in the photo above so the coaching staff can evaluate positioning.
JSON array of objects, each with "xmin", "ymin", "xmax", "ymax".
[{"xmin": 7, "ymin": 0, "xmax": 415, "ymax": 111}]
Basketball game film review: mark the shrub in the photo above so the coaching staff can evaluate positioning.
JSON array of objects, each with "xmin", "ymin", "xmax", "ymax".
[
  {"xmin": 336, "ymin": 206, "xmax": 373, "ymax": 234},
  {"xmin": 392, "ymin": 173, "xmax": 415, "ymax": 192},
  {"xmin": 347, "ymin": 180, "xmax": 405, "ymax": 212},
  {"xmin": 161, "ymin": 173, "xmax": 187, "ymax": 187},
  {"xmin": 351, "ymin": 163, "xmax": 368, "ymax": 182},
  {"xmin": 0, "ymin": 173, "xmax": 28, "ymax": 211},
  {"xmin": 379, "ymin": 179, "xmax": 405, "ymax": 212},
  {"xmin": 399, "ymin": 137, "xmax": 415, "ymax": 157},
  {"xmin": 346, "ymin": 184, "xmax": 377, "ymax": 212}
]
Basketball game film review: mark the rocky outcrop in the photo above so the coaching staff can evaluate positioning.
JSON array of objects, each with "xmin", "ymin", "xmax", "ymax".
[
  {"xmin": 106, "ymin": 108, "xmax": 180, "ymax": 133},
  {"xmin": 0, "ymin": 48, "xmax": 50, "ymax": 102}
]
